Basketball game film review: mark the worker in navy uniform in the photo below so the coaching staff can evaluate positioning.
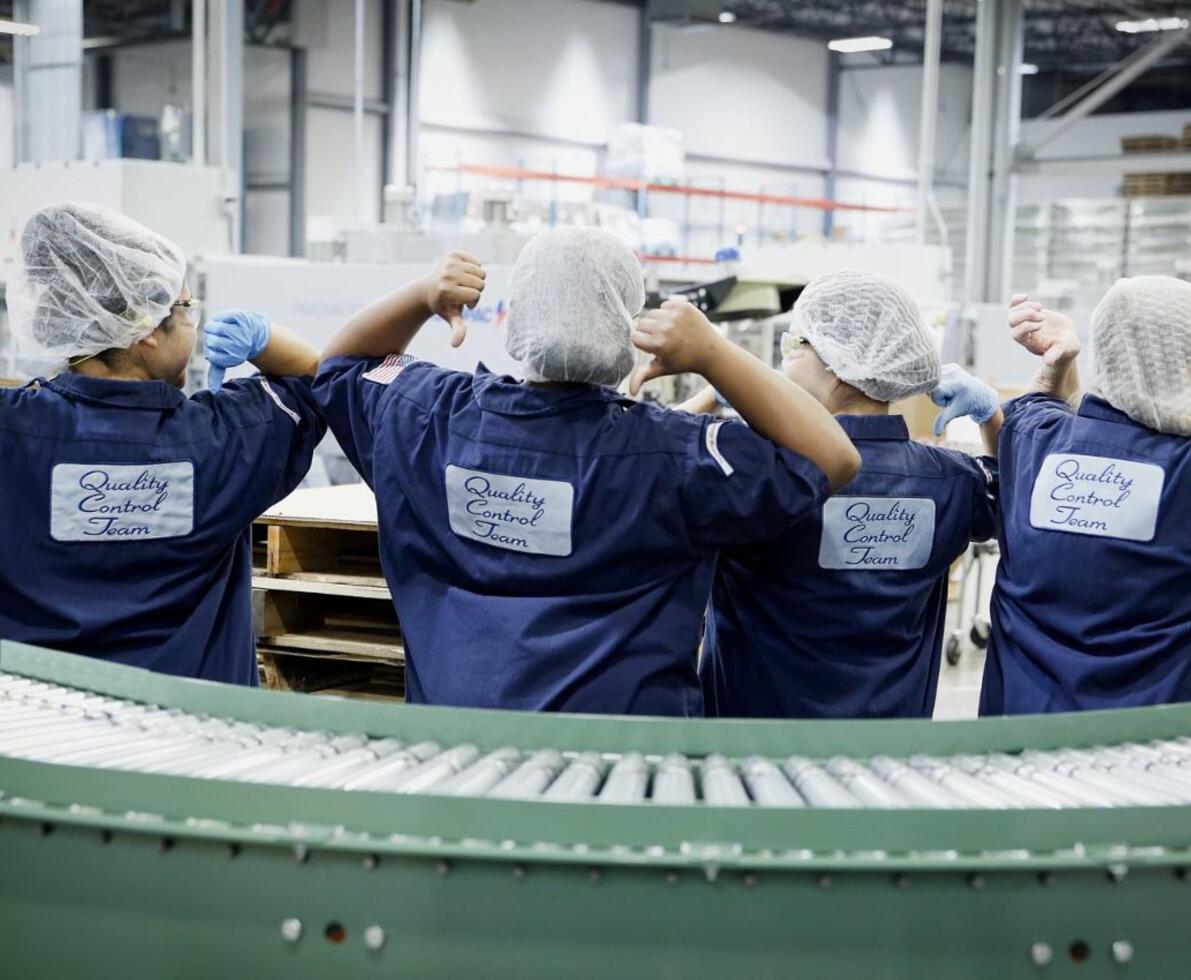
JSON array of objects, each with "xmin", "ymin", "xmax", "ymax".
[
  {"xmin": 313, "ymin": 228, "xmax": 859, "ymax": 715},
  {"xmin": 980, "ymin": 278, "xmax": 1191, "ymax": 714},
  {"xmin": 686, "ymin": 271, "xmax": 1001, "ymax": 718},
  {"xmin": 0, "ymin": 203, "xmax": 325, "ymax": 684}
]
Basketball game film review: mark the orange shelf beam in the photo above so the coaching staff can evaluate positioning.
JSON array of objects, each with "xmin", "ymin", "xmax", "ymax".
[
  {"xmin": 637, "ymin": 253, "xmax": 719, "ymax": 266},
  {"xmin": 426, "ymin": 162, "xmax": 909, "ymax": 213}
]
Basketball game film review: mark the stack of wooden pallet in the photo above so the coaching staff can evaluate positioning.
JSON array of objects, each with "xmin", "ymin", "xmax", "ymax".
[
  {"xmin": 1121, "ymin": 131, "xmax": 1191, "ymax": 198},
  {"xmin": 252, "ymin": 483, "xmax": 405, "ymax": 701}
]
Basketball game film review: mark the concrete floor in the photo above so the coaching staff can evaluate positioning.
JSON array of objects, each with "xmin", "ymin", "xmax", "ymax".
[
  {"xmin": 933, "ymin": 645, "xmax": 986, "ymax": 720},
  {"xmin": 931, "ymin": 592, "xmax": 989, "ymax": 720}
]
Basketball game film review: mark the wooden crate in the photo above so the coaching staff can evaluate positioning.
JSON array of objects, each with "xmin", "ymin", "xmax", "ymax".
[
  {"xmin": 1121, "ymin": 134, "xmax": 1179, "ymax": 154},
  {"xmin": 253, "ymin": 484, "xmax": 404, "ymax": 699}
]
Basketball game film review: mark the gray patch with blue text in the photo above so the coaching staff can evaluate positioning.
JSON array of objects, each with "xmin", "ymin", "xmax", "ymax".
[
  {"xmin": 819, "ymin": 496, "xmax": 935, "ymax": 570},
  {"xmin": 1029, "ymin": 453, "xmax": 1163, "ymax": 542},
  {"xmin": 445, "ymin": 465, "xmax": 574, "ymax": 556},
  {"xmin": 51, "ymin": 462, "xmax": 195, "ymax": 542}
]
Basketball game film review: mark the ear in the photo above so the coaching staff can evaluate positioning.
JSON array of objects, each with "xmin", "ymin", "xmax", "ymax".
[{"xmin": 134, "ymin": 325, "xmax": 166, "ymax": 351}]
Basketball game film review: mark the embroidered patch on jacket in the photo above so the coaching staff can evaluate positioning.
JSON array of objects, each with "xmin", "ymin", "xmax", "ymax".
[
  {"xmin": 362, "ymin": 353, "xmax": 418, "ymax": 385},
  {"xmin": 1029, "ymin": 453, "xmax": 1164, "ymax": 542},
  {"xmin": 445, "ymin": 465, "xmax": 574, "ymax": 556},
  {"xmin": 50, "ymin": 462, "xmax": 195, "ymax": 542},
  {"xmin": 819, "ymin": 496, "xmax": 936, "ymax": 570}
]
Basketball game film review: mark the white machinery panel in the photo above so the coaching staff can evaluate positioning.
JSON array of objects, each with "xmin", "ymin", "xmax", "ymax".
[
  {"xmin": 0, "ymin": 160, "xmax": 233, "ymax": 261},
  {"xmin": 196, "ymin": 255, "xmax": 521, "ymax": 378}
]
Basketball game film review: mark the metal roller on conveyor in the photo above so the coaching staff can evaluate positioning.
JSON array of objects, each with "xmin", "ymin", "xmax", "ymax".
[
  {"xmin": 8, "ymin": 670, "xmax": 1191, "ymax": 807},
  {"xmin": 3, "ymin": 642, "xmax": 1191, "ymax": 979}
]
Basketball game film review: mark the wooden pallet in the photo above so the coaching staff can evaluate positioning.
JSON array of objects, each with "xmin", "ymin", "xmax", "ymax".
[
  {"xmin": 1122, "ymin": 172, "xmax": 1191, "ymax": 197},
  {"xmin": 1121, "ymin": 134, "xmax": 1180, "ymax": 154},
  {"xmin": 253, "ymin": 484, "xmax": 403, "ymax": 698}
]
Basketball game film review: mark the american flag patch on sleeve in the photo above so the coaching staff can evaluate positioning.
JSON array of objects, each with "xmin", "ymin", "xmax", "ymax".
[{"xmin": 362, "ymin": 353, "xmax": 419, "ymax": 385}]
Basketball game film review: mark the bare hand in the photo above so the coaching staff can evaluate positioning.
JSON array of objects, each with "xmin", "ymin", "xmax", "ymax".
[
  {"xmin": 628, "ymin": 298, "xmax": 721, "ymax": 396},
  {"xmin": 1008, "ymin": 293, "xmax": 1081, "ymax": 367},
  {"xmin": 425, "ymin": 251, "xmax": 486, "ymax": 347}
]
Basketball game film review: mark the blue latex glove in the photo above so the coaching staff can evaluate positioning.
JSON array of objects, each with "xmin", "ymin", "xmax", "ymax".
[
  {"xmin": 929, "ymin": 363, "xmax": 999, "ymax": 436},
  {"xmin": 204, "ymin": 310, "xmax": 271, "ymax": 392}
]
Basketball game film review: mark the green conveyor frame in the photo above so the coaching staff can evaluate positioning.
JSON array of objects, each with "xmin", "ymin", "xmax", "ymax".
[{"xmin": 2, "ymin": 640, "xmax": 1191, "ymax": 978}]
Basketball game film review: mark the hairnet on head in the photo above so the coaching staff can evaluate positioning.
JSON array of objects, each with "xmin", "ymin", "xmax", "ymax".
[
  {"xmin": 505, "ymin": 227, "xmax": 644, "ymax": 387},
  {"xmin": 1091, "ymin": 276, "xmax": 1191, "ymax": 436},
  {"xmin": 791, "ymin": 270, "xmax": 940, "ymax": 401},
  {"xmin": 7, "ymin": 202, "xmax": 187, "ymax": 360}
]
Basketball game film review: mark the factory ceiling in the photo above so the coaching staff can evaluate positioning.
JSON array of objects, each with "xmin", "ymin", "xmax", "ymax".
[
  {"xmin": 1, "ymin": 1, "xmax": 1188, "ymax": 79},
  {"xmin": 652, "ymin": 1, "xmax": 1191, "ymax": 70}
]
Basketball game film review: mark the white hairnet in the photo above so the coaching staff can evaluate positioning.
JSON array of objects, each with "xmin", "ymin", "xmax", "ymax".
[
  {"xmin": 1091, "ymin": 276, "xmax": 1191, "ymax": 436},
  {"xmin": 7, "ymin": 202, "xmax": 187, "ymax": 360},
  {"xmin": 791, "ymin": 270, "xmax": 940, "ymax": 401},
  {"xmin": 505, "ymin": 227, "xmax": 644, "ymax": 387}
]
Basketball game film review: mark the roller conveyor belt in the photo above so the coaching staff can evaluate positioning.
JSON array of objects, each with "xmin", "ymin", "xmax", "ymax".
[
  {"xmin": 7, "ymin": 646, "xmax": 1191, "ymax": 980},
  {"xmin": 7, "ymin": 670, "xmax": 1191, "ymax": 809}
]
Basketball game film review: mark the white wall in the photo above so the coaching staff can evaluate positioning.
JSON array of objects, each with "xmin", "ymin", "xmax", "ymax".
[
  {"xmin": 418, "ymin": 0, "xmax": 637, "ymax": 224},
  {"xmin": 646, "ymin": 23, "xmax": 830, "ymax": 256},
  {"xmin": 834, "ymin": 62, "xmax": 974, "ymax": 239},
  {"xmin": 417, "ymin": 7, "xmax": 837, "ymax": 260},
  {"xmin": 650, "ymin": 23, "xmax": 828, "ymax": 172},
  {"xmin": 420, "ymin": 0, "xmax": 637, "ymax": 146}
]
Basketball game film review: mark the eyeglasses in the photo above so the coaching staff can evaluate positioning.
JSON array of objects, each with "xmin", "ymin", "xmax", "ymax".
[
  {"xmin": 171, "ymin": 298, "xmax": 202, "ymax": 328},
  {"xmin": 780, "ymin": 331, "xmax": 813, "ymax": 358}
]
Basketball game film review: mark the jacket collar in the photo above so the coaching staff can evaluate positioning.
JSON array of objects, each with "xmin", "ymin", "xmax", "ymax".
[
  {"xmin": 44, "ymin": 372, "xmax": 188, "ymax": 410},
  {"xmin": 471, "ymin": 363, "xmax": 631, "ymax": 417},
  {"xmin": 835, "ymin": 413, "xmax": 909, "ymax": 441},
  {"xmin": 1077, "ymin": 393, "xmax": 1141, "ymax": 428}
]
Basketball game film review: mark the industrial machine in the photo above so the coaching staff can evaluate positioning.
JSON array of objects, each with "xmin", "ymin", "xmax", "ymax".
[{"xmin": 3, "ymin": 643, "xmax": 1191, "ymax": 977}]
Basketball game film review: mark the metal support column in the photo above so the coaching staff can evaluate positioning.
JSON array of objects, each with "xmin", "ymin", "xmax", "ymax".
[
  {"xmin": 984, "ymin": 0, "xmax": 1024, "ymax": 303},
  {"xmin": 915, "ymin": 0, "xmax": 943, "ymax": 244},
  {"xmin": 192, "ymin": 0, "xmax": 206, "ymax": 166},
  {"xmin": 380, "ymin": 0, "xmax": 397, "ymax": 204},
  {"xmin": 288, "ymin": 46, "xmax": 307, "ymax": 257},
  {"xmin": 209, "ymin": 0, "xmax": 244, "ymax": 251},
  {"xmin": 963, "ymin": 0, "xmax": 1025, "ymax": 307},
  {"xmin": 961, "ymin": 0, "xmax": 995, "ymax": 307},
  {"xmin": 13, "ymin": 0, "xmax": 83, "ymax": 165},
  {"xmin": 822, "ymin": 52, "xmax": 841, "ymax": 238},
  {"xmin": 637, "ymin": 3, "xmax": 652, "ymax": 124},
  {"xmin": 405, "ymin": 0, "xmax": 423, "ymax": 194},
  {"xmin": 352, "ymin": 0, "xmax": 367, "ymax": 223}
]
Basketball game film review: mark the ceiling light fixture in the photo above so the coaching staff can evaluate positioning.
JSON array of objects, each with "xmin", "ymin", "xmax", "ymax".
[
  {"xmin": 718, "ymin": 11, "xmax": 736, "ymax": 24},
  {"xmin": 0, "ymin": 18, "xmax": 40, "ymax": 36},
  {"xmin": 827, "ymin": 35, "xmax": 893, "ymax": 53},
  {"xmin": 1019, "ymin": 63, "xmax": 1040, "ymax": 74},
  {"xmin": 1115, "ymin": 17, "xmax": 1189, "ymax": 33}
]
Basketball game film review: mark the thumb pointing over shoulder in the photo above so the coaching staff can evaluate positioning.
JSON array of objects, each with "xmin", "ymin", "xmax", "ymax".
[
  {"xmin": 207, "ymin": 363, "xmax": 226, "ymax": 393},
  {"xmin": 448, "ymin": 311, "xmax": 468, "ymax": 348},
  {"xmin": 628, "ymin": 358, "xmax": 665, "ymax": 397}
]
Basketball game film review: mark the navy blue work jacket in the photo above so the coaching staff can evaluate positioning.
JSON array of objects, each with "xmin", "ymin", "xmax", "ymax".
[
  {"xmin": 313, "ymin": 355, "xmax": 829, "ymax": 716},
  {"xmin": 982, "ymin": 393, "xmax": 1191, "ymax": 715},
  {"xmin": 704, "ymin": 413, "xmax": 997, "ymax": 718},
  {"xmin": 0, "ymin": 373, "xmax": 323, "ymax": 684}
]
